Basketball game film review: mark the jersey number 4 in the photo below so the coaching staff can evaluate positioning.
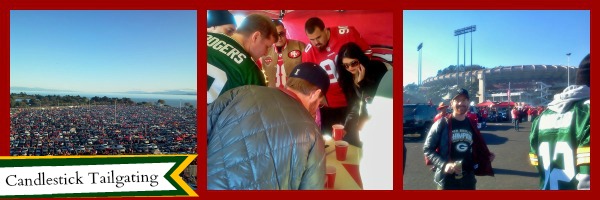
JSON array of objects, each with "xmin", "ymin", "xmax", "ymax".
[{"xmin": 538, "ymin": 141, "xmax": 575, "ymax": 190}]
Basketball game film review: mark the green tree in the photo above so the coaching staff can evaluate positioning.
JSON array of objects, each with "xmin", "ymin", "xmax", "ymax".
[
  {"xmin": 404, "ymin": 83, "xmax": 419, "ymax": 94},
  {"xmin": 29, "ymin": 99, "xmax": 41, "ymax": 107}
]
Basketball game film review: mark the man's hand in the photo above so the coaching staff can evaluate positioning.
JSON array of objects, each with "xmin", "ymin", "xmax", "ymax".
[
  {"xmin": 490, "ymin": 152, "xmax": 496, "ymax": 162},
  {"xmin": 443, "ymin": 162, "xmax": 462, "ymax": 174}
]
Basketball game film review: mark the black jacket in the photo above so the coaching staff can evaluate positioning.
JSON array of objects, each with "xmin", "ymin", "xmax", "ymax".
[
  {"xmin": 423, "ymin": 116, "xmax": 494, "ymax": 187},
  {"xmin": 342, "ymin": 60, "xmax": 388, "ymax": 146}
]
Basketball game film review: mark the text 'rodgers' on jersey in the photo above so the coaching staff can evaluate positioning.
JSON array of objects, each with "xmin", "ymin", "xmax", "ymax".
[{"xmin": 207, "ymin": 33, "xmax": 266, "ymax": 104}]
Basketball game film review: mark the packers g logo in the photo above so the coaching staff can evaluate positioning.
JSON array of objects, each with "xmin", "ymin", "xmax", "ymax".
[{"xmin": 456, "ymin": 142, "xmax": 468, "ymax": 152}]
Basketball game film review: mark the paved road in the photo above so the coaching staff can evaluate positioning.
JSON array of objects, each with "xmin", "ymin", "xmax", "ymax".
[{"xmin": 403, "ymin": 120, "xmax": 541, "ymax": 190}]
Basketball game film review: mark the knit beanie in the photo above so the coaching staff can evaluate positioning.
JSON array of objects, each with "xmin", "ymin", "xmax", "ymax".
[{"xmin": 207, "ymin": 10, "xmax": 236, "ymax": 28}]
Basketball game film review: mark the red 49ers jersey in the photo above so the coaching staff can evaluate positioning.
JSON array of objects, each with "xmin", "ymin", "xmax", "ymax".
[{"xmin": 302, "ymin": 26, "xmax": 371, "ymax": 108}]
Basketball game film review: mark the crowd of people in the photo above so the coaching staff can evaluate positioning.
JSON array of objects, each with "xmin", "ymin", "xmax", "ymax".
[
  {"xmin": 10, "ymin": 104, "xmax": 197, "ymax": 156},
  {"xmin": 420, "ymin": 54, "xmax": 590, "ymax": 190},
  {"xmin": 206, "ymin": 10, "xmax": 391, "ymax": 190},
  {"xmin": 458, "ymin": 105, "xmax": 546, "ymax": 131},
  {"xmin": 10, "ymin": 103, "xmax": 199, "ymax": 189}
]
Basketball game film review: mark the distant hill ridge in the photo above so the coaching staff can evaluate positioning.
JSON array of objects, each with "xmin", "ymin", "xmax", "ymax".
[{"xmin": 11, "ymin": 87, "xmax": 196, "ymax": 95}]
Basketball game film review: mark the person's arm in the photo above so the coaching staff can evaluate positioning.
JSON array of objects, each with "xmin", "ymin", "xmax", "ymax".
[
  {"xmin": 207, "ymin": 87, "xmax": 243, "ymax": 142},
  {"xmin": 358, "ymin": 61, "xmax": 388, "ymax": 100},
  {"xmin": 576, "ymin": 102, "xmax": 590, "ymax": 190},
  {"xmin": 298, "ymin": 41, "xmax": 307, "ymax": 55},
  {"xmin": 301, "ymin": 44, "xmax": 313, "ymax": 63},
  {"xmin": 207, "ymin": 90, "xmax": 233, "ymax": 140},
  {"xmin": 423, "ymin": 120, "xmax": 447, "ymax": 171},
  {"xmin": 299, "ymin": 128, "xmax": 326, "ymax": 190},
  {"xmin": 528, "ymin": 113, "xmax": 540, "ymax": 169},
  {"xmin": 343, "ymin": 94, "xmax": 361, "ymax": 137}
]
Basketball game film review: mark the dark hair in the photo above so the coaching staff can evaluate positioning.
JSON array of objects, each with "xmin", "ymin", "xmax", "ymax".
[
  {"xmin": 335, "ymin": 42, "xmax": 371, "ymax": 103},
  {"xmin": 272, "ymin": 19, "xmax": 284, "ymax": 27},
  {"xmin": 304, "ymin": 17, "xmax": 325, "ymax": 34},
  {"xmin": 575, "ymin": 54, "xmax": 590, "ymax": 87},
  {"xmin": 236, "ymin": 14, "xmax": 277, "ymax": 41}
]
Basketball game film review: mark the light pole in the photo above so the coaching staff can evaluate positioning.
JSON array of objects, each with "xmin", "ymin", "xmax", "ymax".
[
  {"xmin": 471, "ymin": 26, "xmax": 476, "ymax": 66},
  {"xmin": 566, "ymin": 53, "xmax": 571, "ymax": 86},
  {"xmin": 456, "ymin": 32, "xmax": 459, "ymax": 86},
  {"xmin": 417, "ymin": 42, "xmax": 423, "ymax": 85},
  {"xmin": 454, "ymin": 25, "xmax": 476, "ymax": 87}
]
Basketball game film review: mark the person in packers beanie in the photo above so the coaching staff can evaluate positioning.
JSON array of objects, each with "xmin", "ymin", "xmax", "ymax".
[{"xmin": 529, "ymin": 53, "xmax": 590, "ymax": 190}]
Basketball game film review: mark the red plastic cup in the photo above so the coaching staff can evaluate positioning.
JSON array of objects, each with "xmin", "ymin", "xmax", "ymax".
[
  {"xmin": 325, "ymin": 165, "xmax": 336, "ymax": 189},
  {"xmin": 332, "ymin": 124, "xmax": 345, "ymax": 141},
  {"xmin": 335, "ymin": 141, "xmax": 349, "ymax": 161}
]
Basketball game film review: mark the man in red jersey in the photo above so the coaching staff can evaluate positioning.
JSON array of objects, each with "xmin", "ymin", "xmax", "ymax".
[
  {"xmin": 480, "ymin": 107, "xmax": 488, "ymax": 128},
  {"xmin": 302, "ymin": 17, "xmax": 372, "ymax": 136}
]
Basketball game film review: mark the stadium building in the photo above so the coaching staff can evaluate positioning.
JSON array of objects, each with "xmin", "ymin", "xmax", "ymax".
[{"xmin": 421, "ymin": 64, "xmax": 577, "ymax": 106}]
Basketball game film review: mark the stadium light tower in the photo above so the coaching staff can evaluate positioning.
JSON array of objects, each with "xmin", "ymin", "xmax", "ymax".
[
  {"xmin": 417, "ymin": 42, "xmax": 423, "ymax": 85},
  {"xmin": 566, "ymin": 53, "xmax": 571, "ymax": 86},
  {"xmin": 454, "ymin": 25, "xmax": 476, "ymax": 87},
  {"xmin": 471, "ymin": 25, "xmax": 476, "ymax": 66}
]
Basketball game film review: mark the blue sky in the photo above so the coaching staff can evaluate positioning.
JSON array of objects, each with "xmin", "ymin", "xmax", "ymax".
[
  {"xmin": 11, "ymin": 10, "xmax": 197, "ymax": 93},
  {"xmin": 403, "ymin": 10, "xmax": 590, "ymax": 87}
]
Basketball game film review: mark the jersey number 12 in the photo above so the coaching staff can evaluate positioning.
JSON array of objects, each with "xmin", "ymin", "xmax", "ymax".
[{"xmin": 538, "ymin": 141, "xmax": 575, "ymax": 190}]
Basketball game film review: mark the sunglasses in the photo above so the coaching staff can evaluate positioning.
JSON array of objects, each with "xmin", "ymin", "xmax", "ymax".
[
  {"xmin": 277, "ymin": 31, "xmax": 286, "ymax": 38},
  {"xmin": 343, "ymin": 60, "xmax": 360, "ymax": 69}
]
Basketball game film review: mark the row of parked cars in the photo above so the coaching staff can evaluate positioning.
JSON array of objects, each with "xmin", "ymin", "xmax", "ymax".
[{"xmin": 403, "ymin": 104, "xmax": 511, "ymax": 139}]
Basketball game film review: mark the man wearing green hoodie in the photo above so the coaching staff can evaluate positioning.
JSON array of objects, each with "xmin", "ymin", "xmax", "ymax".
[{"xmin": 529, "ymin": 54, "xmax": 590, "ymax": 190}]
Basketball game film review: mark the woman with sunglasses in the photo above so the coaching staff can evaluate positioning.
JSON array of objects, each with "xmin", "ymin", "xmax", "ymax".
[{"xmin": 335, "ymin": 42, "xmax": 388, "ymax": 147}]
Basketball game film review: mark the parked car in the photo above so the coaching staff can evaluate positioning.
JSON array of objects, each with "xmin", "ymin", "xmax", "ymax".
[{"xmin": 403, "ymin": 104, "xmax": 437, "ymax": 139}]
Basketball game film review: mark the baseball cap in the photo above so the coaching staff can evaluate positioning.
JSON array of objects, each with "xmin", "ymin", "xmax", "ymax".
[
  {"xmin": 289, "ymin": 62, "xmax": 330, "ymax": 106},
  {"xmin": 207, "ymin": 10, "xmax": 236, "ymax": 28},
  {"xmin": 452, "ymin": 88, "xmax": 469, "ymax": 100}
]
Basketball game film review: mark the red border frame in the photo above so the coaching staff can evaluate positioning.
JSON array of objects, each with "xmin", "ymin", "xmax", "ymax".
[{"xmin": 1, "ymin": 0, "xmax": 595, "ymax": 199}]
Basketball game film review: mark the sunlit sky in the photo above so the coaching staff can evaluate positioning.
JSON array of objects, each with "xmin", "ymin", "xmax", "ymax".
[
  {"xmin": 403, "ymin": 10, "xmax": 590, "ymax": 86},
  {"xmin": 11, "ymin": 10, "xmax": 197, "ymax": 93}
]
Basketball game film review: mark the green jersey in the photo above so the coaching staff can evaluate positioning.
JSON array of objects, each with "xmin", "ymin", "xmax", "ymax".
[
  {"xmin": 529, "ymin": 100, "xmax": 590, "ymax": 190},
  {"xmin": 207, "ymin": 33, "xmax": 266, "ymax": 104}
]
